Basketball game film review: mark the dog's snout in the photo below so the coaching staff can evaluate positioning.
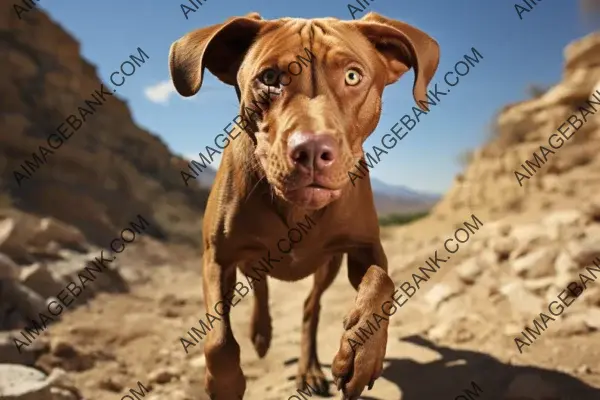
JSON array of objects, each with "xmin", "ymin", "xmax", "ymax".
[{"xmin": 287, "ymin": 132, "xmax": 338, "ymax": 172}]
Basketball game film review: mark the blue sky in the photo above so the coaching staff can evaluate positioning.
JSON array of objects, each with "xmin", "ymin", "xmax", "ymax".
[{"xmin": 34, "ymin": 0, "xmax": 597, "ymax": 194}]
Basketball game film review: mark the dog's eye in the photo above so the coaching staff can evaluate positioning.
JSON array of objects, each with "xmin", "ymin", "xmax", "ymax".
[
  {"xmin": 260, "ymin": 69, "xmax": 279, "ymax": 86},
  {"xmin": 345, "ymin": 69, "xmax": 362, "ymax": 86}
]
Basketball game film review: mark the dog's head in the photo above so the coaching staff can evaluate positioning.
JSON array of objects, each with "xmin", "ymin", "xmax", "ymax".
[{"xmin": 169, "ymin": 12, "xmax": 439, "ymax": 210}]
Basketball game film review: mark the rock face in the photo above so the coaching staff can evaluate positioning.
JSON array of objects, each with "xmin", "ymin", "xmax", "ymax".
[
  {"xmin": 433, "ymin": 33, "xmax": 600, "ymax": 224},
  {"xmin": 0, "ymin": 7, "xmax": 209, "ymax": 247}
]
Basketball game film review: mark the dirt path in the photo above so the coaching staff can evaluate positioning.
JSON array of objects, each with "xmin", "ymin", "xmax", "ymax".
[{"xmin": 36, "ymin": 211, "xmax": 600, "ymax": 400}]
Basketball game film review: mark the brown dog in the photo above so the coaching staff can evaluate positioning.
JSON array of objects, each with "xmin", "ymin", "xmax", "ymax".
[{"xmin": 169, "ymin": 12, "xmax": 439, "ymax": 399}]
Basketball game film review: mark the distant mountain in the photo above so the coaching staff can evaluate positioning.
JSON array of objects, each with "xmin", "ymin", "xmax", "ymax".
[
  {"xmin": 191, "ymin": 165, "xmax": 439, "ymax": 216},
  {"xmin": 195, "ymin": 167, "xmax": 217, "ymax": 188},
  {"xmin": 370, "ymin": 178, "xmax": 440, "ymax": 216},
  {"xmin": 370, "ymin": 178, "xmax": 440, "ymax": 202}
]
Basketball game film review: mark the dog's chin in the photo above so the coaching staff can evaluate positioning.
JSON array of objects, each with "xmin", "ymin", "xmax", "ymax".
[{"xmin": 282, "ymin": 186, "xmax": 342, "ymax": 210}]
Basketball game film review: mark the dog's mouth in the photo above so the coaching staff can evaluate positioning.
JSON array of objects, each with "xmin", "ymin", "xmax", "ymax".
[{"xmin": 282, "ymin": 180, "xmax": 343, "ymax": 210}]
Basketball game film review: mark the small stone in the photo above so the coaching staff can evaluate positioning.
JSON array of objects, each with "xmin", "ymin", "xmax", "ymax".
[
  {"xmin": 46, "ymin": 367, "xmax": 82, "ymax": 400},
  {"xmin": 551, "ymin": 317, "xmax": 592, "ymax": 337},
  {"xmin": 491, "ymin": 236, "xmax": 517, "ymax": 260},
  {"xmin": 510, "ymin": 224, "xmax": 549, "ymax": 247},
  {"xmin": 500, "ymin": 282, "xmax": 544, "ymax": 316},
  {"xmin": 424, "ymin": 283, "xmax": 461, "ymax": 310},
  {"xmin": 50, "ymin": 387, "xmax": 79, "ymax": 400},
  {"xmin": 46, "ymin": 368, "xmax": 75, "ymax": 388},
  {"xmin": 456, "ymin": 258, "xmax": 482, "ymax": 284},
  {"xmin": 511, "ymin": 247, "xmax": 557, "ymax": 279},
  {"xmin": 584, "ymin": 195, "xmax": 600, "ymax": 221},
  {"xmin": 478, "ymin": 248, "xmax": 498, "ymax": 268},
  {"xmin": 98, "ymin": 377, "xmax": 124, "ymax": 392},
  {"xmin": 149, "ymin": 367, "xmax": 178, "ymax": 384},
  {"xmin": 543, "ymin": 209, "xmax": 585, "ymax": 230},
  {"xmin": 576, "ymin": 365, "xmax": 592, "ymax": 375},
  {"xmin": 498, "ymin": 222, "xmax": 512, "ymax": 236},
  {"xmin": 585, "ymin": 224, "xmax": 600, "ymax": 240},
  {"xmin": 579, "ymin": 309, "xmax": 600, "ymax": 331},
  {"xmin": 189, "ymin": 355, "xmax": 206, "ymax": 369},
  {"xmin": 582, "ymin": 288, "xmax": 600, "ymax": 307},
  {"xmin": 567, "ymin": 238, "xmax": 600, "ymax": 266},
  {"xmin": 523, "ymin": 277, "xmax": 555, "ymax": 294},
  {"xmin": 554, "ymin": 251, "xmax": 578, "ymax": 275},
  {"xmin": 52, "ymin": 341, "xmax": 78, "ymax": 359}
]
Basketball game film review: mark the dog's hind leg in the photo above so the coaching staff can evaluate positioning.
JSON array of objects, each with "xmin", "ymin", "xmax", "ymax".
[
  {"xmin": 296, "ymin": 253, "xmax": 343, "ymax": 396},
  {"xmin": 249, "ymin": 275, "xmax": 271, "ymax": 358},
  {"xmin": 202, "ymin": 250, "xmax": 246, "ymax": 400}
]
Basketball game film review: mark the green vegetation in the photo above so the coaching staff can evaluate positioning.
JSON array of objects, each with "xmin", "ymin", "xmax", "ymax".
[
  {"xmin": 378, "ymin": 211, "xmax": 429, "ymax": 227},
  {"xmin": 456, "ymin": 149, "xmax": 474, "ymax": 168}
]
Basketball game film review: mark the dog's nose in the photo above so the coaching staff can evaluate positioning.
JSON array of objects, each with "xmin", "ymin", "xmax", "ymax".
[{"xmin": 287, "ymin": 132, "xmax": 338, "ymax": 173}]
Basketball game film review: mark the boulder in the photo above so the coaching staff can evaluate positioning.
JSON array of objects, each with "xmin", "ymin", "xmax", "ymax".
[
  {"xmin": 0, "ymin": 254, "xmax": 18, "ymax": 280},
  {"xmin": 46, "ymin": 368, "xmax": 82, "ymax": 400},
  {"xmin": 0, "ymin": 219, "xmax": 30, "ymax": 263},
  {"xmin": 0, "ymin": 333, "xmax": 32, "ymax": 366},
  {"xmin": 29, "ymin": 219, "xmax": 88, "ymax": 252},
  {"xmin": 19, "ymin": 264, "xmax": 67, "ymax": 300},
  {"xmin": 0, "ymin": 281, "xmax": 47, "ymax": 323},
  {"xmin": 0, "ymin": 332, "xmax": 48, "ymax": 366},
  {"xmin": 0, "ymin": 364, "xmax": 53, "ymax": 400},
  {"xmin": 564, "ymin": 32, "xmax": 600, "ymax": 73}
]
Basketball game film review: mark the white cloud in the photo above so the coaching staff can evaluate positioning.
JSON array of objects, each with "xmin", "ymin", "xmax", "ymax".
[
  {"xmin": 144, "ymin": 80, "xmax": 176, "ymax": 105},
  {"xmin": 144, "ymin": 80, "xmax": 228, "ymax": 104}
]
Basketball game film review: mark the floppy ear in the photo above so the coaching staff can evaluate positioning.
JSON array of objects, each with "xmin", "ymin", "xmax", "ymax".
[
  {"xmin": 169, "ymin": 12, "xmax": 264, "ymax": 97},
  {"xmin": 352, "ymin": 12, "xmax": 440, "ymax": 111}
]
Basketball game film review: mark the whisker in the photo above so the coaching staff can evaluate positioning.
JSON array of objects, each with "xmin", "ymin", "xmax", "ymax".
[{"xmin": 244, "ymin": 175, "xmax": 266, "ymax": 203}]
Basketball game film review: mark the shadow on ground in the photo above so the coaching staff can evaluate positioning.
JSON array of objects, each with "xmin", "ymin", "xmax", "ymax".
[{"xmin": 285, "ymin": 335, "xmax": 600, "ymax": 400}]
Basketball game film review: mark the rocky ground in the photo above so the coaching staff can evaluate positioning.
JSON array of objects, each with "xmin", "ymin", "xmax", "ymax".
[{"xmin": 2, "ymin": 199, "xmax": 600, "ymax": 399}]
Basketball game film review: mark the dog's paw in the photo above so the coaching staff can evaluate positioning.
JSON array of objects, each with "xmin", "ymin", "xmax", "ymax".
[
  {"xmin": 331, "ymin": 307, "xmax": 388, "ymax": 400},
  {"xmin": 205, "ymin": 366, "xmax": 246, "ymax": 400},
  {"xmin": 296, "ymin": 362, "xmax": 330, "ymax": 396},
  {"xmin": 250, "ymin": 313, "xmax": 272, "ymax": 358}
]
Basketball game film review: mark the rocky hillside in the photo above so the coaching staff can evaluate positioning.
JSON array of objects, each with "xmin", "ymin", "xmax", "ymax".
[
  {"xmin": 0, "ymin": 7, "xmax": 209, "ymax": 247},
  {"xmin": 433, "ymin": 33, "xmax": 600, "ymax": 225}
]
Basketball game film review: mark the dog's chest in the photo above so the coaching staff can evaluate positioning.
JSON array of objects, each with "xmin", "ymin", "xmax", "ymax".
[{"xmin": 267, "ymin": 242, "xmax": 332, "ymax": 281}]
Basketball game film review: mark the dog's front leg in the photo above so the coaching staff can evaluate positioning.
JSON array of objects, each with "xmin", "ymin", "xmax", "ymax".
[
  {"xmin": 332, "ymin": 247, "xmax": 394, "ymax": 400},
  {"xmin": 202, "ymin": 249, "xmax": 246, "ymax": 399}
]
